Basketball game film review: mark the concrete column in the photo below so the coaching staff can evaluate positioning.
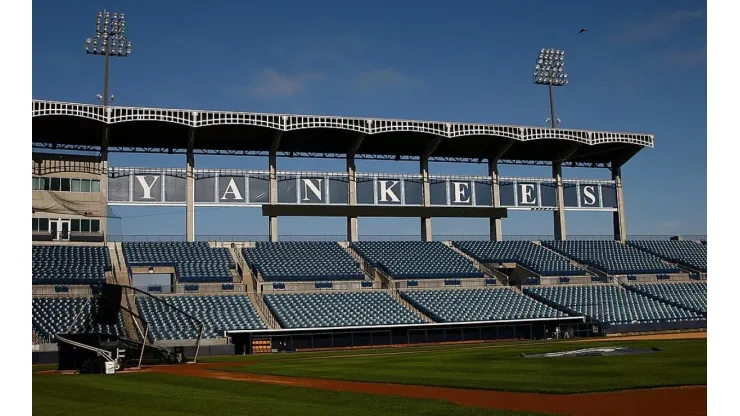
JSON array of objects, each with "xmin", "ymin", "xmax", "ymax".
[
  {"xmin": 186, "ymin": 150, "xmax": 195, "ymax": 242},
  {"xmin": 420, "ymin": 157, "xmax": 432, "ymax": 241},
  {"xmin": 268, "ymin": 152, "xmax": 278, "ymax": 242},
  {"xmin": 552, "ymin": 163, "xmax": 567, "ymax": 240},
  {"xmin": 612, "ymin": 165, "xmax": 627, "ymax": 242},
  {"xmin": 488, "ymin": 160, "xmax": 503, "ymax": 241},
  {"xmin": 100, "ymin": 127, "xmax": 109, "ymax": 240},
  {"xmin": 347, "ymin": 156, "xmax": 358, "ymax": 241}
]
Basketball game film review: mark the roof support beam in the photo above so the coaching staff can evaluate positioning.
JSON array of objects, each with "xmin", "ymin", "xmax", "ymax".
[
  {"xmin": 348, "ymin": 134, "xmax": 366, "ymax": 159},
  {"xmin": 270, "ymin": 131, "xmax": 283, "ymax": 154},
  {"xmin": 186, "ymin": 127, "xmax": 196, "ymax": 242},
  {"xmin": 555, "ymin": 142, "xmax": 582, "ymax": 164},
  {"xmin": 423, "ymin": 136, "xmax": 443, "ymax": 159}
]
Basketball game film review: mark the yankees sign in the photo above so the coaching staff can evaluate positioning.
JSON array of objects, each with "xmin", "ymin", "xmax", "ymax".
[{"xmin": 107, "ymin": 168, "xmax": 617, "ymax": 210}]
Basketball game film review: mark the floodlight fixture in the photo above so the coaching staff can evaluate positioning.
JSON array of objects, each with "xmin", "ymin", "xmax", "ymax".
[
  {"xmin": 84, "ymin": 10, "xmax": 132, "ymax": 106},
  {"xmin": 533, "ymin": 48, "xmax": 567, "ymax": 128}
]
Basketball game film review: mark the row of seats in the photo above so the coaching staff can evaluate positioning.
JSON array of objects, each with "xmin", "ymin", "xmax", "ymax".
[
  {"xmin": 136, "ymin": 295, "xmax": 266, "ymax": 340},
  {"xmin": 32, "ymin": 246, "xmax": 111, "ymax": 285},
  {"xmin": 351, "ymin": 242, "xmax": 483, "ymax": 279},
  {"xmin": 627, "ymin": 240, "xmax": 707, "ymax": 272},
  {"xmin": 243, "ymin": 242, "xmax": 363, "ymax": 282},
  {"xmin": 453, "ymin": 241, "xmax": 586, "ymax": 277},
  {"xmin": 32, "ymin": 297, "xmax": 125, "ymax": 340},
  {"xmin": 523, "ymin": 285, "xmax": 704, "ymax": 325},
  {"xmin": 542, "ymin": 241, "xmax": 680, "ymax": 275},
  {"xmin": 265, "ymin": 292, "xmax": 426, "ymax": 328},
  {"xmin": 627, "ymin": 282, "xmax": 707, "ymax": 314},
  {"xmin": 123, "ymin": 242, "xmax": 234, "ymax": 283},
  {"xmin": 401, "ymin": 288, "xmax": 567, "ymax": 323}
]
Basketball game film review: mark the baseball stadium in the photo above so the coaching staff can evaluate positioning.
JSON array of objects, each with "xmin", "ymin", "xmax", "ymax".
[{"xmin": 31, "ymin": 6, "xmax": 708, "ymax": 416}]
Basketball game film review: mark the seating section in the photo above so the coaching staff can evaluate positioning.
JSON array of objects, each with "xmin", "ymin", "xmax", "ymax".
[
  {"xmin": 242, "ymin": 242, "xmax": 363, "ymax": 282},
  {"xmin": 351, "ymin": 242, "xmax": 483, "ymax": 279},
  {"xmin": 123, "ymin": 242, "xmax": 233, "ymax": 283},
  {"xmin": 627, "ymin": 282, "xmax": 707, "ymax": 314},
  {"xmin": 627, "ymin": 240, "xmax": 707, "ymax": 272},
  {"xmin": 32, "ymin": 297, "xmax": 125, "ymax": 341},
  {"xmin": 32, "ymin": 245, "xmax": 111, "ymax": 285},
  {"xmin": 136, "ymin": 295, "xmax": 266, "ymax": 340},
  {"xmin": 402, "ymin": 288, "xmax": 567, "ymax": 323},
  {"xmin": 454, "ymin": 241, "xmax": 586, "ymax": 276},
  {"xmin": 265, "ymin": 292, "xmax": 425, "ymax": 328},
  {"xmin": 524, "ymin": 285, "xmax": 704, "ymax": 325},
  {"xmin": 541, "ymin": 241, "xmax": 680, "ymax": 275}
]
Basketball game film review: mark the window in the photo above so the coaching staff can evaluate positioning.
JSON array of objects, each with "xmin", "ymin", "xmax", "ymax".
[
  {"xmin": 38, "ymin": 218, "xmax": 49, "ymax": 231},
  {"xmin": 91, "ymin": 180, "xmax": 101, "ymax": 193},
  {"xmin": 32, "ymin": 218, "xmax": 38, "ymax": 231},
  {"xmin": 71, "ymin": 219, "xmax": 80, "ymax": 232},
  {"xmin": 33, "ymin": 176, "xmax": 101, "ymax": 193},
  {"xmin": 71, "ymin": 179, "xmax": 81, "ymax": 192},
  {"xmin": 81, "ymin": 179, "xmax": 91, "ymax": 193},
  {"xmin": 41, "ymin": 178, "xmax": 50, "ymax": 191},
  {"xmin": 32, "ymin": 177, "xmax": 40, "ymax": 190},
  {"xmin": 61, "ymin": 178, "xmax": 71, "ymax": 192},
  {"xmin": 50, "ymin": 178, "xmax": 61, "ymax": 191},
  {"xmin": 81, "ymin": 219, "xmax": 90, "ymax": 232},
  {"xmin": 91, "ymin": 220, "xmax": 100, "ymax": 232}
]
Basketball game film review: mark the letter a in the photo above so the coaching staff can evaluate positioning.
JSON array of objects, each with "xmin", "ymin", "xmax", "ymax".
[
  {"xmin": 221, "ymin": 178, "xmax": 243, "ymax": 200},
  {"xmin": 136, "ymin": 175, "xmax": 159, "ymax": 200}
]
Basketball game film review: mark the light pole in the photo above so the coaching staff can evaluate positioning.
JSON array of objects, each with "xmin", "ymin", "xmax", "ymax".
[
  {"xmin": 85, "ymin": 10, "xmax": 132, "ymax": 106},
  {"xmin": 533, "ymin": 48, "xmax": 567, "ymax": 128}
]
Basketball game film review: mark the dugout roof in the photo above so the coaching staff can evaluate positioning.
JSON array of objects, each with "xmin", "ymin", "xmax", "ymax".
[{"xmin": 32, "ymin": 100, "xmax": 654, "ymax": 167}]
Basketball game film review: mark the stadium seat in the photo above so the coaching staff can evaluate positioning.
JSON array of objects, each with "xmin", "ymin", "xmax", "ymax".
[
  {"xmin": 523, "ymin": 285, "xmax": 704, "ymax": 325},
  {"xmin": 242, "ymin": 242, "xmax": 364, "ymax": 282},
  {"xmin": 453, "ymin": 240, "xmax": 586, "ymax": 276},
  {"xmin": 135, "ymin": 295, "xmax": 266, "ymax": 340},
  {"xmin": 32, "ymin": 297, "xmax": 125, "ymax": 341},
  {"xmin": 541, "ymin": 240, "xmax": 680, "ymax": 275},
  {"xmin": 627, "ymin": 240, "xmax": 707, "ymax": 272},
  {"xmin": 401, "ymin": 288, "xmax": 567, "ymax": 323},
  {"xmin": 626, "ymin": 282, "xmax": 707, "ymax": 315},
  {"xmin": 122, "ymin": 242, "xmax": 233, "ymax": 283},
  {"xmin": 350, "ymin": 241, "xmax": 483, "ymax": 279},
  {"xmin": 32, "ymin": 245, "xmax": 111, "ymax": 285},
  {"xmin": 264, "ymin": 292, "xmax": 425, "ymax": 328}
]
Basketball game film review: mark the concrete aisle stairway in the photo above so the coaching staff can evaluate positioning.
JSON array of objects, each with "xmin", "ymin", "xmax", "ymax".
[
  {"xmin": 108, "ymin": 242, "xmax": 141, "ymax": 342},
  {"xmin": 388, "ymin": 289, "xmax": 434, "ymax": 323},
  {"xmin": 444, "ymin": 241, "xmax": 509, "ymax": 285}
]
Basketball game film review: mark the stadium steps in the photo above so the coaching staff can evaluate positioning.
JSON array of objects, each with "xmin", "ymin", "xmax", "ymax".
[
  {"xmin": 341, "ymin": 243, "xmax": 391, "ymax": 287},
  {"xmin": 532, "ymin": 241, "xmax": 602, "ymax": 278},
  {"xmin": 387, "ymin": 289, "xmax": 434, "ymax": 323},
  {"xmin": 230, "ymin": 246, "xmax": 256, "ymax": 292},
  {"xmin": 109, "ymin": 242, "xmax": 141, "ymax": 342},
  {"xmin": 248, "ymin": 292, "xmax": 281, "ymax": 329},
  {"xmin": 443, "ymin": 242, "xmax": 505, "ymax": 284}
]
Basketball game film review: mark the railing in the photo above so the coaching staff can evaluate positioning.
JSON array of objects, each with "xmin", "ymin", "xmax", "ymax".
[{"xmin": 105, "ymin": 234, "xmax": 708, "ymax": 242}]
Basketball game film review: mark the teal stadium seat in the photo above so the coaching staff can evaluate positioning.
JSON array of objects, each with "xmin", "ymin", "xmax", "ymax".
[
  {"xmin": 242, "ymin": 242, "xmax": 363, "ymax": 282},
  {"xmin": 32, "ymin": 245, "xmax": 111, "ymax": 285},
  {"xmin": 135, "ymin": 295, "xmax": 266, "ymax": 340},
  {"xmin": 32, "ymin": 297, "xmax": 125, "ymax": 340},
  {"xmin": 541, "ymin": 240, "xmax": 680, "ymax": 275},
  {"xmin": 122, "ymin": 242, "xmax": 233, "ymax": 283},
  {"xmin": 523, "ymin": 285, "xmax": 704, "ymax": 325},
  {"xmin": 401, "ymin": 288, "xmax": 567, "ymax": 323},
  {"xmin": 453, "ymin": 241, "xmax": 586, "ymax": 277},
  {"xmin": 264, "ymin": 292, "xmax": 426, "ymax": 328},
  {"xmin": 627, "ymin": 240, "xmax": 707, "ymax": 272},
  {"xmin": 627, "ymin": 282, "xmax": 707, "ymax": 315},
  {"xmin": 350, "ymin": 241, "xmax": 482, "ymax": 279}
]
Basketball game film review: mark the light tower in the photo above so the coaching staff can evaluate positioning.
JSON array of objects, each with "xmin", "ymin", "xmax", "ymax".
[
  {"xmin": 533, "ymin": 48, "xmax": 568, "ymax": 128},
  {"xmin": 85, "ymin": 10, "xmax": 132, "ymax": 106}
]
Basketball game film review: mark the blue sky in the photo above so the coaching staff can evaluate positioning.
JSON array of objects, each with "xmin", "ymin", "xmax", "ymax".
[{"xmin": 32, "ymin": 0, "xmax": 707, "ymax": 238}]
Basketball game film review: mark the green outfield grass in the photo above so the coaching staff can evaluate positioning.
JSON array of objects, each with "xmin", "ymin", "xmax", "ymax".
[
  {"xmin": 221, "ymin": 339, "xmax": 707, "ymax": 394},
  {"xmin": 32, "ymin": 372, "xmax": 541, "ymax": 416}
]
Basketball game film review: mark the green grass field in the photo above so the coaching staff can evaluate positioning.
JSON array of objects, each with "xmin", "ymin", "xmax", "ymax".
[
  {"xmin": 32, "ymin": 372, "xmax": 540, "ymax": 416},
  {"xmin": 32, "ymin": 338, "xmax": 706, "ymax": 415},
  {"xmin": 220, "ymin": 339, "xmax": 707, "ymax": 394}
]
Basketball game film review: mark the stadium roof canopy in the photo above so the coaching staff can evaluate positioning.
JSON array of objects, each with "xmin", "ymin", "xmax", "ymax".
[{"xmin": 32, "ymin": 100, "xmax": 654, "ymax": 167}]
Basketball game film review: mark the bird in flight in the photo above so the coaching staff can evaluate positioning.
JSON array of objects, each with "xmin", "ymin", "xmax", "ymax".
[{"xmin": 578, "ymin": 28, "xmax": 588, "ymax": 34}]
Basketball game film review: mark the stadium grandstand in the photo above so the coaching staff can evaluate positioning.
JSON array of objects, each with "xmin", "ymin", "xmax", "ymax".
[{"xmin": 31, "ymin": 100, "xmax": 706, "ymax": 359}]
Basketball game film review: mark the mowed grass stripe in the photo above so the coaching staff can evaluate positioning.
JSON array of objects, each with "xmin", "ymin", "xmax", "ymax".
[
  {"xmin": 221, "ymin": 339, "xmax": 706, "ymax": 394},
  {"xmin": 33, "ymin": 372, "xmax": 543, "ymax": 416}
]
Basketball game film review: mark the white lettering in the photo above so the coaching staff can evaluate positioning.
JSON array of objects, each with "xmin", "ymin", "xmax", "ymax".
[
  {"xmin": 302, "ymin": 179, "xmax": 323, "ymax": 201},
  {"xmin": 136, "ymin": 175, "xmax": 159, "ymax": 200},
  {"xmin": 519, "ymin": 183, "xmax": 536, "ymax": 205},
  {"xmin": 221, "ymin": 178, "xmax": 243, "ymax": 200},
  {"xmin": 583, "ymin": 185, "xmax": 597, "ymax": 206},
  {"xmin": 379, "ymin": 180, "xmax": 400, "ymax": 202},
  {"xmin": 452, "ymin": 182, "xmax": 471, "ymax": 203}
]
